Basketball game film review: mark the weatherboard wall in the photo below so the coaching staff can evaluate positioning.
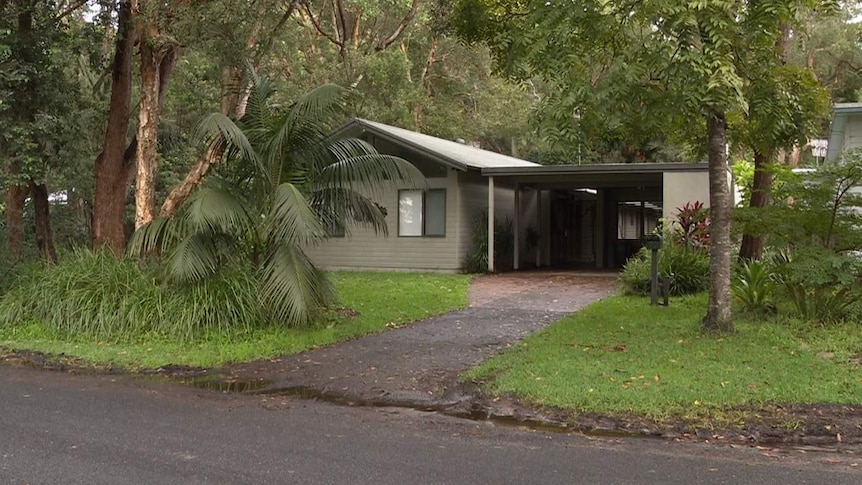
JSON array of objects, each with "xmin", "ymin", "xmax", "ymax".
[{"xmin": 305, "ymin": 170, "xmax": 465, "ymax": 272}]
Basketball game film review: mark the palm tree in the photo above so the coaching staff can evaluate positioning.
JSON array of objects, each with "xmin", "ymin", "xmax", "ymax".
[{"xmin": 127, "ymin": 77, "xmax": 424, "ymax": 327}]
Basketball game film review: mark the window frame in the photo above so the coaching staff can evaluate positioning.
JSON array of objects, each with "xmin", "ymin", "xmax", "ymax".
[{"xmin": 397, "ymin": 188, "xmax": 447, "ymax": 238}]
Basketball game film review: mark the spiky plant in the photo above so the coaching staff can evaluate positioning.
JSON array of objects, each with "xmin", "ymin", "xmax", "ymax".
[{"xmin": 128, "ymin": 78, "xmax": 423, "ymax": 327}]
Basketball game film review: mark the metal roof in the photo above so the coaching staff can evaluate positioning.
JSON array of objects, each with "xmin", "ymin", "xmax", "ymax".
[
  {"xmin": 332, "ymin": 119, "xmax": 540, "ymax": 171},
  {"xmin": 833, "ymin": 103, "xmax": 862, "ymax": 114}
]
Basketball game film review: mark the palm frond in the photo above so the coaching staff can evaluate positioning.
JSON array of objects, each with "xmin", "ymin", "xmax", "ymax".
[
  {"xmin": 309, "ymin": 187, "xmax": 389, "ymax": 236},
  {"xmin": 267, "ymin": 182, "xmax": 326, "ymax": 245},
  {"xmin": 287, "ymin": 83, "xmax": 345, "ymax": 127},
  {"xmin": 164, "ymin": 233, "xmax": 224, "ymax": 283},
  {"xmin": 316, "ymin": 143, "xmax": 426, "ymax": 197},
  {"xmin": 265, "ymin": 84, "xmax": 346, "ymax": 180},
  {"xmin": 127, "ymin": 216, "xmax": 187, "ymax": 257},
  {"xmin": 193, "ymin": 112, "xmax": 262, "ymax": 175},
  {"xmin": 259, "ymin": 243, "xmax": 334, "ymax": 327},
  {"xmin": 183, "ymin": 178, "xmax": 254, "ymax": 236}
]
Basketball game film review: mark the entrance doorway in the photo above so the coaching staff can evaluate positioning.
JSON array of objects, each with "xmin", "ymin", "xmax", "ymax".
[{"xmin": 550, "ymin": 190, "xmax": 596, "ymax": 268}]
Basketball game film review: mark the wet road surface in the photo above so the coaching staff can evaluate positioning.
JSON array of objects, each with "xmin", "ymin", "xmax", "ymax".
[{"xmin": 1, "ymin": 365, "xmax": 859, "ymax": 485}]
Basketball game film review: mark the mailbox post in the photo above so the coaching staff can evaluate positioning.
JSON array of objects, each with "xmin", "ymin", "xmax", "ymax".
[{"xmin": 642, "ymin": 235, "xmax": 662, "ymax": 305}]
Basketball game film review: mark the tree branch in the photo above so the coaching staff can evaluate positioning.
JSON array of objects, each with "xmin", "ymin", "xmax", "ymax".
[
  {"xmin": 56, "ymin": 0, "xmax": 88, "ymax": 21},
  {"xmin": 301, "ymin": 1, "xmax": 342, "ymax": 47},
  {"xmin": 335, "ymin": 0, "xmax": 348, "ymax": 46},
  {"xmin": 375, "ymin": 0, "xmax": 419, "ymax": 51},
  {"xmin": 255, "ymin": 1, "xmax": 297, "ymax": 66}
]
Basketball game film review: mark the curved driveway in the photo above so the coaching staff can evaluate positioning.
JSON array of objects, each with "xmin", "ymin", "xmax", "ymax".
[{"xmin": 213, "ymin": 272, "xmax": 618, "ymax": 408}]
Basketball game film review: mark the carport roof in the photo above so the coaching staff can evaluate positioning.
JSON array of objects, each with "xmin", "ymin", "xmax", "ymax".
[{"xmin": 480, "ymin": 162, "xmax": 708, "ymax": 177}]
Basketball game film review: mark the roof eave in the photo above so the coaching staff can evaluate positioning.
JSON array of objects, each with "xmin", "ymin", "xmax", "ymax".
[{"xmin": 335, "ymin": 119, "xmax": 471, "ymax": 172}]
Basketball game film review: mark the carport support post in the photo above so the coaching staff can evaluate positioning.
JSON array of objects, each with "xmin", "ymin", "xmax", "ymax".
[
  {"xmin": 536, "ymin": 189, "xmax": 542, "ymax": 267},
  {"xmin": 650, "ymin": 247, "xmax": 659, "ymax": 305},
  {"xmin": 513, "ymin": 183, "xmax": 520, "ymax": 270},
  {"xmin": 488, "ymin": 176, "xmax": 495, "ymax": 273}
]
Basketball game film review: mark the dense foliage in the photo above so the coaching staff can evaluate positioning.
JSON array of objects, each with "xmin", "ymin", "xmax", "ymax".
[{"xmin": 621, "ymin": 201, "xmax": 711, "ymax": 296}]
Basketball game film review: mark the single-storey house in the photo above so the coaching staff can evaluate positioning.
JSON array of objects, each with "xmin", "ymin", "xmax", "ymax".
[{"xmin": 306, "ymin": 119, "xmax": 710, "ymax": 272}]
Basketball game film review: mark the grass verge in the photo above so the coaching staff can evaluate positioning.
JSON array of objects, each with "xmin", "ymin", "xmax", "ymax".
[
  {"xmin": 0, "ymin": 271, "xmax": 470, "ymax": 369},
  {"xmin": 465, "ymin": 293, "xmax": 862, "ymax": 420}
]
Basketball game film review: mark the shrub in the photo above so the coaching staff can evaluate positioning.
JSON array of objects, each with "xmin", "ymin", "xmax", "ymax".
[
  {"xmin": 621, "ymin": 240, "xmax": 710, "ymax": 296},
  {"xmin": 772, "ymin": 248, "xmax": 862, "ymax": 323},
  {"xmin": 733, "ymin": 260, "xmax": 776, "ymax": 314},
  {"xmin": 463, "ymin": 212, "xmax": 514, "ymax": 273},
  {"xmin": 0, "ymin": 249, "xmax": 267, "ymax": 342},
  {"xmin": 673, "ymin": 201, "xmax": 710, "ymax": 250}
]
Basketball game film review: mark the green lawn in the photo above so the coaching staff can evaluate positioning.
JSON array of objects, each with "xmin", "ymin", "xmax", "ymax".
[
  {"xmin": 466, "ymin": 293, "xmax": 862, "ymax": 419},
  {"xmin": 0, "ymin": 272, "xmax": 470, "ymax": 369}
]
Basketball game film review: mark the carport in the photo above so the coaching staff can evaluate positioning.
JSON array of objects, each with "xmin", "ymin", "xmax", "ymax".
[{"xmin": 481, "ymin": 163, "xmax": 710, "ymax": 272}]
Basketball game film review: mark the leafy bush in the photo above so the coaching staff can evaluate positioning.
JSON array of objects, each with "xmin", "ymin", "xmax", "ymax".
[
  {"xmin": 463, "ymin": 211, "xmax": 514, "ymax": 273},
  {"xmin": 621, "ymin": 201, "xmax": 711, "ymax": 297},
  {"xmin": 740, "ymin": 150, "xmax": 862, "ymax": 252},
  {"xmin": 733, "ymin": 260, "xmax": 776, "ymax": 314},
  {"xmin": 621, "ymin": 240, "xmax": 710, "ymax": 296},
  {"xmin": 773, "ymin": 248, "xmax": 862, "ymax": 323},
  {"xmin": 0, "ymin": 249, "xmax": 267, "ymax": 342}
]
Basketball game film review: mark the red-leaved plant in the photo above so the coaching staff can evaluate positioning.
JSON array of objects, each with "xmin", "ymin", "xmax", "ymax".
[{"xmin": 675, "ymin": 201, "xmax": 711, "ymax": 250}]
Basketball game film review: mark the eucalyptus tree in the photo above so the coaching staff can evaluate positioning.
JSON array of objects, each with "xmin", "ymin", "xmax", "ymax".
[
  {"xmin": 128, "ymin": 78, "xmax": 423, "ymax": 326},
  {"xmin": 160, "ymin": 0, "xmax": 301, "ymax": 219}
]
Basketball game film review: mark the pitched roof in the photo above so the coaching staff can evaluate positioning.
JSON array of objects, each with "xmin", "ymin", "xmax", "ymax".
[{"xmin": 333, "ymin": 118, "xmax": 540, "ymax": 171}]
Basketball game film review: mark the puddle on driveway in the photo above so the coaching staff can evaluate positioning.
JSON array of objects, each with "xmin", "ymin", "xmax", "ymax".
[{"xmin": 173, "ymin": 374, "xmax": 274, "ymax": 393}]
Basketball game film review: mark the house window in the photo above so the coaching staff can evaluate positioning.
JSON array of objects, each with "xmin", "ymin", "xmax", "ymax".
[
  {"xmin": 616, "ymin": 201, "xmax": 661, "ymax": 240},
  {"xmin": 398, "ymin": 189, "xmax": 446, "ymax": 237}
]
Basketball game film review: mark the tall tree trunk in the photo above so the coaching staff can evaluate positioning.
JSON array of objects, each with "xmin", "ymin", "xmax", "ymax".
[
  {"xmin": 159, "ymin": 6, "xmax": 278, "ymax": 220},
  {"xmin": 159, "ymin": 67, "xmax": 239, "ymax": 219},
  {"xmin": 703, "ymin": 109, "xmax": 734, "ymax": 334},
  {"xmin": 160, "ymin": 138, "xmax": 226, "ymax": 218},
  {"xmin": 4, "ymin": 184, "xmax": 27, "ymax": 259},
  {"xmin": 4, "ymin": 0, "xmax": 32, "ymax": 260},
  {"xmin": 738, "ymin": 149, "xmax": 772, "ymax": 261},
  {"xmin": 30, "ymin": 182, "xmax": 57, "ymax": 263},
  {"xmin": 92, "ymin": 0, "xmax": 135, "ymax": 255},
  {"xmin": 134, "ymin": 16, "xmax": 178, "ymax": 229},
  {"xmin": 134, "ymin": 39, "xmax": 161, "ymax": 228}
]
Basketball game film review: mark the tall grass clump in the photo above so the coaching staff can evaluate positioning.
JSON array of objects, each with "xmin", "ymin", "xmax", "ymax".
[
  {"xmin": 0, "ymin": 249, "xmax": 266, "ymax": 342},
  {"xmin": 463, "ymin": 211, "xmax": 514, "ymax": 273}
]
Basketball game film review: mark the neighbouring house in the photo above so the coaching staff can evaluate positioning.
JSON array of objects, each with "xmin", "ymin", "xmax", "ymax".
[
  {"xmin": 305, "ymin": 119, "xmax": 710, "ymax": 273},
  {"xmin": 827, "ymin": 103, "xmax": 862, "ymax": 161}
]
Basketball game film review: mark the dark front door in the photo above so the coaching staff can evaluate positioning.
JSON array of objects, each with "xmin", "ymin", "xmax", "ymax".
[{"xmin": 550, "ymin": 192, "xmax": 596, "ymax": 267}]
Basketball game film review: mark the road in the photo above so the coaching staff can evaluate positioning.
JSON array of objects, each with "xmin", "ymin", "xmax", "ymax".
[{"xmin": 0, "ymin": 365, "xmax": 858, "ymax": 484}]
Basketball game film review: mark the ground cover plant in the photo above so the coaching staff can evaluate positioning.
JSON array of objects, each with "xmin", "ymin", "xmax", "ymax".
[
  {"xmin": 466, "ymin": 294, "xmax": 862, "ymax": 420},
  {"xmin": 0, "ymin": 256, "xmax": 470, "ymax": 368}
]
